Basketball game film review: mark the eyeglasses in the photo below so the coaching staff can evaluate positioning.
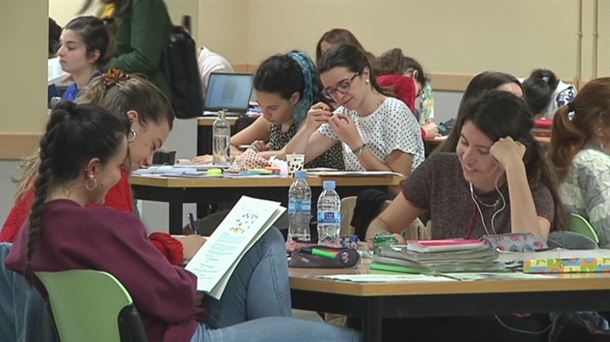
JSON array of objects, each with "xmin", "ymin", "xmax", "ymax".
[{"xmin": 321, "ymin": 73, "xmax": 360, "ymax": 100}]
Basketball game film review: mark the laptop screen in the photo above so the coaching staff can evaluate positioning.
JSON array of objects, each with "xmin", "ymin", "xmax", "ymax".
[{"xmin": 204, "ymin": 73, "xmax": 254, "ymax": 113}]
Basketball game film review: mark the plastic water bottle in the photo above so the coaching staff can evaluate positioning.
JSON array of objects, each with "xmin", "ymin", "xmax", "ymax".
[
  {"xmin": 317, "ymin": 180, "xmax": 341, "ymax": 246},
  {"xmin": 288, "ymin": 170, "xmax": 311, "ymax": 242},
  {"xmin": 213, "ymin": 110, "xmax": 231, "ymax": 165}
]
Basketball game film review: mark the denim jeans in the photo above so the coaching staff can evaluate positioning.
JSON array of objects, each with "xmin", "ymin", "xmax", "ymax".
[
  {"xmin": 192, "ymin": 228, "xmax": 361, "ymax": 342},
  {"xmin": 0, "ymin": 243, "xmax": 56, "ymax": 342}
]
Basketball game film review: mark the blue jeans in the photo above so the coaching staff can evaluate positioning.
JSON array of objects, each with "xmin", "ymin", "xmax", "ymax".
[{"xmin": 192, "ymin": 228, "xmax": 361, "ymax": 342}]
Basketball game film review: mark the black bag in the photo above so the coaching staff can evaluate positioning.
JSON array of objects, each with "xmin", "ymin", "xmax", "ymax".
[{"xmin": 166, "ymin": 17, "xmax": 203, "ymax": 119}]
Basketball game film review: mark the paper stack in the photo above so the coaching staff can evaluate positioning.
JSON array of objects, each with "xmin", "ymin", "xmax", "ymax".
[{"xmin": 372, "ymin": 239, "xmax": 505, "ymax": 273}]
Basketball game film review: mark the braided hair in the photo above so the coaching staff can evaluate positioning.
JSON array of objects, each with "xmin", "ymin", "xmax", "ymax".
[{"xmin": 24, "ymin": 101, "xmax": 129, "ymax": 285}]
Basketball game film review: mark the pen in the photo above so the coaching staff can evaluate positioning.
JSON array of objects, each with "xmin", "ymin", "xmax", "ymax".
[{"xmin": 186, "ymin": 213, "xmax": 197, "ymax": 235}]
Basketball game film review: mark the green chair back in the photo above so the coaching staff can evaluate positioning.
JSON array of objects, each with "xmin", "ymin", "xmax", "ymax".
[
  {"xmin": 36, "ymin": 270, "xmax": 148, "ymax": 342},
  {"xmin": 568, "ymin": 213, "xmax": 600, "ymax": 244}
]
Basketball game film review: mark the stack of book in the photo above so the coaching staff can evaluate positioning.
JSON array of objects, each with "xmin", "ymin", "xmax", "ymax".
[{"xmin": 371, "ymin": 239, "xmax": 505, "ymax": 274}]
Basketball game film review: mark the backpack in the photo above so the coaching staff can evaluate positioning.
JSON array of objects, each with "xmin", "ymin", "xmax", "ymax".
[{"xmin": 165, "ymin": 17, "xmax": 203, "ymax": 119}]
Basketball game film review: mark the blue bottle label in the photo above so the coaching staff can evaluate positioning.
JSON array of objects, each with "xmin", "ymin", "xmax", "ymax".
[
  {"xmin": 289, "ymin": 200, "xmax": 311, "ymax": 213},
  {"xmin": 317, "ymin": 211, "xmax": 341, "ymax": 224}
]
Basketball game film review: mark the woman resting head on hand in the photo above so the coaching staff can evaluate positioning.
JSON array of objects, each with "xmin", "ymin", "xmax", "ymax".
[{"xmin": 368, "ymin": 90, "xmax": 565, "ymax": 243}]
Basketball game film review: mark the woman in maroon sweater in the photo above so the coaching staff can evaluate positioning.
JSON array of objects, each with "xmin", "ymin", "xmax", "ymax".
[
  {"xmin": 6, "ymin": 102, "xmax": 359, "ymax": 342},
  {"xmin": 1, "ymin": 70, "xmax": 196, "ymax": 265}
]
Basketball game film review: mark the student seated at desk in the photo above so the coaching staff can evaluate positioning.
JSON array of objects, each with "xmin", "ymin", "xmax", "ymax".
[
  {"xmin": 523, "ymin": 68, "xmax": 577, "ymax": 119},
  {"xmin": 191, "ymin": 51, "xmax": 344, "ymax": 169},
  {"xmin": 375, "ymin": 48, "xmax": 439, "ymax": 141},
  {"xmin": 366, "ymin": 91, "xmax": 566, "ymax": 342},
  {"xmin": 283, "ymin": 44, "xmax": 424, "ymax": 175},
  {"xmin": 5, "ymin": 103, "xmax": 360, "ymax": 342},
  {"xmin": 367, "ymin": 90, "xmax": 564, "ymax": 242},
  {"xmin": 435, "ymin": 71, "xmax": 525, "ymax": 154},
  {"xmin": 1, "ymin": 70, "xmax": 198, "ymax": 266},
  {"xmin": 549, "ymin": 77, "xmax": 610, "ymax": 247},
  {"xmin": 58, "ymin": 16, "xmax": 114, "ymax": 102}
]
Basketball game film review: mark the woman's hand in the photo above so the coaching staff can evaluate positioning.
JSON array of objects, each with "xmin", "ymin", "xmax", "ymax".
[
  {"xmin": 421, "ymin": 122, "xmax": 440, "ymax": 141},
  {"xmin": 490, "ymin": 137, "xmax": 526, "ymax": 170},
  {"xmin": 305, "ymin": 102, "xmax": 334, "ymax": 132},
  {"xmin": 190, "ymin": 154, "xmax": 214, "ymax": 164},
  {"xmin": 175, "ymin": 234, "xmax": 207, "ymax": 260},
  {"xmin": 328, "ymin": 113, "xmax": 363, "ymax": 149},
  {"xmin": 251, "ymin": 140, "xmax": 272, "ymax": 152}
]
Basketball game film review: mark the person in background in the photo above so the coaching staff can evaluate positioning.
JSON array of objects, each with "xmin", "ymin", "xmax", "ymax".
[
  {"xmin": 523, "ymin": 68, "xmax": 577, "ymax": 119},
  {"xmin": 48, "ymin": 17, "xmax": 62, "ymax": 58},
  {"xmin": 1, "ymin": 70, "xmax": 201, "ymax": 267},
  {"xmin": 283, "ymin": 44, "xmax": 424, "ymax": 175},
  {"xmin": 198, "ymin": 46, "xmax": 234, "ymax": 95},
  {"xmin": 435, "ymin": 71, "xmax": 525, "ymax": 154},
  {"xmin": 79, "ymin": 0, "xmax": 173, "ymax": 97},
  {"xmin": 315, "ymin": 28, "xmax": 375, "ymax": 64},
  {"xmin": 368, "ymin": 93, "xmax": 565, "ymax": 342},
  {"xmin": 5, "ymin": 102, "xmax": 361, "ymax": 342},
  {"xmin": 229, "ymin": 51, "xmax": 343, "ymax": 168},
  {"xmin": 375, "ymin": 48, "xmax": 438, "ymax": 141},
  {"xmin": 549, "ymin": 77, "xmax": 610, "ymax": 247},
  {"xmin": 58, "ymin": 16, "xmax": 114, "ymax": 102},
  {"xmin": 47, "ymin": 17, "xmax": 64, "ymax": 102}
]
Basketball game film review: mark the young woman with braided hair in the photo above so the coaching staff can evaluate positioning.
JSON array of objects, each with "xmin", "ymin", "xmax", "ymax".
[
  {"xmin": 1, "ymin": 70, "xmax": 201, "ymax": 265},
  {"xmin": 6, "ymin": 102, "xmax": 360, "ymax": 342}
]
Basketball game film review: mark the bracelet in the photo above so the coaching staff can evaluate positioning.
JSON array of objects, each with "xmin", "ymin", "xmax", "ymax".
[{"xmin": 351, "ymin": 143, "xmax": 368, "ymax": 156}]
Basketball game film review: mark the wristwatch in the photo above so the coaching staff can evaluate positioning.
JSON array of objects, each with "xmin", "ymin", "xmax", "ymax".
[{"xmin": 351, "ymin": 143, "xmax": 369, "ymax": 156}]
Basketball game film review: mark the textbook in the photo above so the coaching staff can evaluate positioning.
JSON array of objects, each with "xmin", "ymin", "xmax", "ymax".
[
  {"xmin": 406, "ymin": 239, "xmax": 487, "ymax": 253},
  {"xmin": 185, "ymin": 196, "xmax": 285, "ymax": 299}
]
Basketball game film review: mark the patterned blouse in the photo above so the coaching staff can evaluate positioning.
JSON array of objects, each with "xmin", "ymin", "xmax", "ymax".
[
  {"xmin": 561, "ymin": 142, "xmax": 610, "ymax": 247},
  {"xmin": 269, "ymin": 123, "xmax": 344, "ymax": 170},
  {"xmin": 318, "ymin": 97, "xmax": 425, "ymax": 171}
]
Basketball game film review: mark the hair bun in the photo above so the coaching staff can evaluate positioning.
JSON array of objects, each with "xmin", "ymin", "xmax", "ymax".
[{"xmin": 103, "ymin": 68, "xmax": 129, "ymax": 88}]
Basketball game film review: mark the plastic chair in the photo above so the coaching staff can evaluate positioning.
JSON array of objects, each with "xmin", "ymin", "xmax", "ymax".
[
  {"xmin": 36, "ymin": 270, "xmax": 148, "ymax": 342},
  {"xmin": 568, "ymin": 213, "xmax": 600, "ymax": 244}
]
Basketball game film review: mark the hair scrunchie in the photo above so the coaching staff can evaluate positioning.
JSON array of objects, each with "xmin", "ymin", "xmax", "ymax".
[
  {"xmin": 288, "ymin": 51, "xmax": 319, "ymax": 126},
  {"xmin": 103, "ymin": 68, "xmax": 129, "ymax": 88}
]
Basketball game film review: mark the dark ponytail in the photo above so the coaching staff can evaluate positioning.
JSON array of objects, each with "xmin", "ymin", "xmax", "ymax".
[
  {"xmin": 24, "ymin": 101, "xmax": 129, "ymax": 285},
  {"xmin": 523, "ymin": 69, "xmax": 559, "ymax": 115}
]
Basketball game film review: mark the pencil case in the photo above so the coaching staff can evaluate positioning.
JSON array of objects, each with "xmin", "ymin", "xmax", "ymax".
[{"xmin": 288, "ymin": 246, "xmax": 360, "ymax": 268}]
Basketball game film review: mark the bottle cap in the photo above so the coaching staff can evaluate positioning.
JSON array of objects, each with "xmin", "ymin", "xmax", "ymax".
[
  {"xmin": 322, "ymin": 180, "xmax": 336, "ymax": 190},
  {"xmin": 295, "ymin": 170, "xmax": 307, "ymax": 179}
]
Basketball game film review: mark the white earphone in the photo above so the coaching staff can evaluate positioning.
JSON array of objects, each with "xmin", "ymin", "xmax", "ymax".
[{"xmin": 469, "ymin": 176, "xmax": 506, "ymax": 236}]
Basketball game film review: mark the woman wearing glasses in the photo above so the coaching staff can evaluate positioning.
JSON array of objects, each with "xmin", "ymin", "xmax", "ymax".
[{"xmin": 284, "ymin": 44, "xmax": 424, "ymax": 175}]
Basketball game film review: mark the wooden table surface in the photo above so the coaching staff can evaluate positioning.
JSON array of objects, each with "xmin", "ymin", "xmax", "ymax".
[{"xmin": 289, "ymin": 264, "xmax": 610, "ymax": 297}]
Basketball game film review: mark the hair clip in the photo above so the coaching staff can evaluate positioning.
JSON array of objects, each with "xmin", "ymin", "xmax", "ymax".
[
  {"xmin": 103, "ymin": 68, "xmax": 129, "ymax": 88},
  {"xmin": 542, "ymin": 76, "xmax": 550, "ymax": 83}
]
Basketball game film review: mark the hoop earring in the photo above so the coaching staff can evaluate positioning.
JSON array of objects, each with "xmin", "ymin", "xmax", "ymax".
[
  {"xmin": 128, "ymin": 129, "xmax": 137, "ymax": 143},
  {"xmin": 85, "ymin": 176, "xmax": 98, "ymax": 191}
]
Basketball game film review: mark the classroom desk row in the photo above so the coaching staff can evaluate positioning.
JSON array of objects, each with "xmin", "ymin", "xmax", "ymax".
[
  {"xmin": 130, "ymin": 174, "xmax": 403, "ymax": 234},
  {"xmin": 289, "ymin": 262, "xmax": 610, "ymax": 341}
]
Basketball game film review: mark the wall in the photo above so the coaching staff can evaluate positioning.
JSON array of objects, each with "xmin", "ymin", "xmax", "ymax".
[{"xmin": 197, "ymin": 0, "xmax": 609, "ymax": 82}]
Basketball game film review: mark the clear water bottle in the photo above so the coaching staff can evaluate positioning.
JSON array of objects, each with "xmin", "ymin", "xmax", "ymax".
[
  {"xmin": 288, "ymin": 170, "xmax": 311, "ymax": 242},
  {"xmin": 317, "ymin": 180, "xmax": 341, "ymax": 246},
  {"xmin": 213, "ymin": 110, "xmax": 231, "ymax": 165}
]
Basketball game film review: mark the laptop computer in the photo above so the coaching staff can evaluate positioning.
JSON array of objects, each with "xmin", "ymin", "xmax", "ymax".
[{"xmin": 202, "ymin": 72, "xmax": 254, "ymax": 116}]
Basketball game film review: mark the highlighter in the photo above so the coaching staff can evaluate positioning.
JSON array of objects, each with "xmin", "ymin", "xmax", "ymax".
[{"xmin": 302, "ymin": 247, "xmax": 337, "ymax": 260}]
